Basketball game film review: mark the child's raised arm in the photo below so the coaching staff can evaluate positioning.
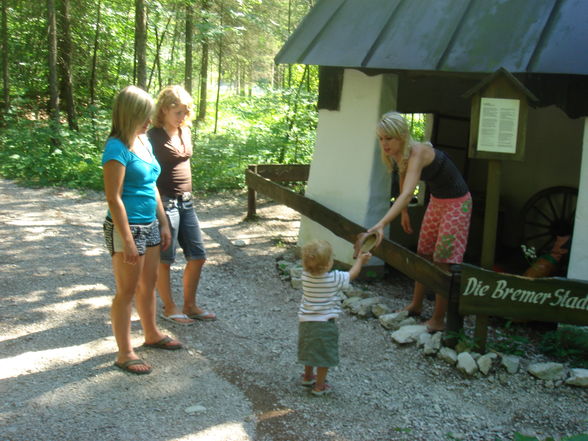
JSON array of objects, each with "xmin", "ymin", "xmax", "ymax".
[{"xmin": 348, "ymin": 251, "xmax": 372, "ymax": 281}]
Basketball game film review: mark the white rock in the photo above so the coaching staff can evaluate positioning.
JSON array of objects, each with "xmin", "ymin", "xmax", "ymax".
[
  {"xmin": 372, "ymin": 303, "xmax": 392, "ymax": 317},
  {"xmin": 430, "ymin": 332, "xmax": 443, "ymax": 350},
  {"xmin": 356, "ymin": 297, "xmax": 382, "ymax": 318},
  {"xmin": 528, "ymin": 362, "xmax": 566, "ymax": 381},
  {"xmin": 342, "ymin": 296, "xmax": 362, "ymax": 310},
  {"xmin": 378, "ymin": 311, "xmax": 409, "ymax": 330},
  {"xmin": 437, "ymin": 347, "xmax": 458, "ymax": 365},
  {"xmin": 501, "ymin": 355, "xmax": 520, "ymax": 374},
  {"xmin": 398, "ymin": 317, "xmax": 417, "ymax": 327},
  {"xmin": 417, "ymin": 332, "xmax": 432, "ymax": 348},
  {"xmin": 457, "ymin": 352, "xmax": 478, "ymax": 376},
  {"xmin": 423, "ymin": 332, "xmax": 441, "ymax": 355},
  {"xmin": 344, "ymin": 286, "xmax": 368, "ymax": 298},
  {"xmin": 477, "ymin": 353, "xmax": 497, "ymax": 376},
  {"xmin": 185, "ymin": 404, "xmax": 207, "ymax": 414},
  {"xmin": 390, "ymin": 325, "xmax": 428, "ymax": 344},
  {"xmin": 565, "ymin": 368, "xmax": 588, "ymax": 387}
]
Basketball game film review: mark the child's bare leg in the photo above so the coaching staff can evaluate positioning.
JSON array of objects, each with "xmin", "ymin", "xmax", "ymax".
[
  {"xmin": 314, "ymin": 367, "xmax": 329, "ymax": 390},
  {"xmin": 303, "ymin": 365, "xmax": 314, "ymax": 382}
]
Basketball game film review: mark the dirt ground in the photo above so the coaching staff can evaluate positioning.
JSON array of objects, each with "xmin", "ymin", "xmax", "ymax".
[{"xmin": 0, "ymin": 178, "xmax": 587, "ymax": 441}]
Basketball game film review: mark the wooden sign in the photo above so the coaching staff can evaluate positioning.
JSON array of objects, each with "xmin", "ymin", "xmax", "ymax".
[
  {"xmin": 459, "ymin": 264, "xmax": 588, "ymax": 326},
  {"xmin": 465, "ymin": 68, "xmax": 537, "ymax": 162}
]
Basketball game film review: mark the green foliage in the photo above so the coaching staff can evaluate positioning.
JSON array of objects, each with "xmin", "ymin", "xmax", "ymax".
[
  {"xmin": 406, "ymin": 113, "xmax": 427, "ymax": 141},
  {"xmin": 0, "ymin": 85, "xmax": 317, "ymax": 192},
  {"xmin": 489, "ymin": 323, "xmax": 530, "ymax": 356},
  {"xmin": 0, "ymin": 110, "xmax": 109, "ymax": 190},
  {"xmin": 539, "ymin": 325, "xmax": 588, "ymax": 368},
  {"xmin": 192, "ymin": 86, "xmax": 317, "ymax": 191}
]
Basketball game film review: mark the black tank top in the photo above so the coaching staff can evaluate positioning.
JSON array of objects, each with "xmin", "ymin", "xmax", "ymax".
[{"xmin": 420, "ymin": 148, "xmax": 469, "ymax": 199}]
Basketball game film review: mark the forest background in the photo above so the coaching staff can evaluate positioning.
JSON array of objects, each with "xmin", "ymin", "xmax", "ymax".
[{"xmin": 0, "ymin": 0, "xmax": 318, "ymax": 192}]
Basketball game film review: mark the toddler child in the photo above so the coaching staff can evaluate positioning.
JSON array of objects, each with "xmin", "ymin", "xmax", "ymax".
[{"xmin": 298, "ymin": 239, "xmax": 371, "ymax": 395}]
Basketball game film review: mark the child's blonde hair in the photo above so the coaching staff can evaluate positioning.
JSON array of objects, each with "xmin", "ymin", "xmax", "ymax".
[
  {"xmin": 301, "ymin": 240, "xmax": 333, "ymax": 276},
  {"xmin": 109, "ymin": 85, "xmax": 154, "ymax": 147},
  {"xmin": 152, "ymin": 85, "xmax": 194, "ymax": 128},
  {"xmin": 377, "ymin": 111, "xmax": 414, "ymax": 174}
]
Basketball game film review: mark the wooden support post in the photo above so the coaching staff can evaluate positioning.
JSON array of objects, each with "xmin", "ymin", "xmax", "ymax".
[
  {"xmin": 246, "ymin": 165, "xmax": 257, "ymax": 219},
  {"xmin": 444, "ymin": 264, "xmax": 464, "ymax": 348},
  {"xmin": 475, "ymin": 159, "xmax": 501, "ymax": 353},
  {"xmin": 481, "ymin": 159, "xmax": 501, "ymax": 269}
]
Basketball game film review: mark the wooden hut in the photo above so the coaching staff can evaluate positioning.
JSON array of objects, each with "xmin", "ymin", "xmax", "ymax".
[{"xmin": 275, "ymin": 0, "xmax": 588, "ymax": 279}]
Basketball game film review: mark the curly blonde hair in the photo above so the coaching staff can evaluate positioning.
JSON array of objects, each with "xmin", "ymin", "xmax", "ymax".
[
  {"xmin": 301, "ymin": 240, "xmax": 333, "ymax": 276},
  {"xmin": 152, "ymin": 85, "xmax": 194, "ymax": 128},
  {"xmin": 377, "ymin": 111, "xmax": 414, "ymax": 174}
]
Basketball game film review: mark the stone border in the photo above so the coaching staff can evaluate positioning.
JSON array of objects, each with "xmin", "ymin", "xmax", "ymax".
[{"xmin": 277, "ymin": 256, "xmax": 588, "ymax": 389}]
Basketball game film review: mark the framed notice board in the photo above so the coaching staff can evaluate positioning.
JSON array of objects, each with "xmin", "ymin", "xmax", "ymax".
[{"xmin": 466, "ymin": 68, "xmax": 537, "ymax": 162}]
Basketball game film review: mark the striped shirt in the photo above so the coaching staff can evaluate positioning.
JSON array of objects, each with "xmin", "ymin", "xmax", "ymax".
[{"xmin": 298, "ymin": 270, "xmax": 350, "ymax": 322}]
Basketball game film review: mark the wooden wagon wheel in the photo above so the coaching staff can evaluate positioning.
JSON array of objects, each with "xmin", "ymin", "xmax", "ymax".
[{"xmin": 521, "ymin": 186, "xmax": 577, "ymax": 257}]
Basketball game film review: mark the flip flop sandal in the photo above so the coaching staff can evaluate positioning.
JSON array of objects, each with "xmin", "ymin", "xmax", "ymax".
[
  {"xmin": 187, "ymin": 310, "xmax": 217, "ymax": 321},
  {"xmin": 159, "ymin": 313, "xmax": 195, "ymax": 325},
  {"xmin": 142, "ymin": 335, "xmax": 183, "ymax": 350},
  {"xmin": 114, "ymin": 359, "xmax": 152, "ymax": 375},
  {"xmin": 300, "ymin": 374, "xmax": 316, "ymax": 387},
  {"xmin": 310, "ymin": 384, "xmax": 332, "ymax": 396},
  {"xmin": 426, "ymin": 325, "xmax": 445, "ymax": 334}
]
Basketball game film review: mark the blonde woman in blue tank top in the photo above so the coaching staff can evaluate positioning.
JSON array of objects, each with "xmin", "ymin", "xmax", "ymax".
[{"xmin": 102, "ymin": 86, "xmax": 182, "ymax": 375}]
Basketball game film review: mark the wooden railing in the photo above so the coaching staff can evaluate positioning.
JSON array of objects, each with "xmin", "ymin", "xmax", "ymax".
[
  {"xmin": 245, "ymin": 164, "xmax": 464, "ymax": 342},
  {"xmin": 245, "ymin": 164, "xmax": 588, "ymax": 352}
]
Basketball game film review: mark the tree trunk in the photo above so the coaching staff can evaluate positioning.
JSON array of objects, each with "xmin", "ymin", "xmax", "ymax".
[
  {"xmin": 134, "ymin": 0, "xmax": 147, "ymax": 89},
  {"xmin": 184, "ymin": 2, "xmax": 193, "ymax": 94},
  {"xmin": 47, "ymin": 0, "xmax": 60, "ymax": 133},
  {"xmin": 197, "ymin": 0, "xmax": 209, "ymax": 123},
  {"xmin": 166, "ymin": 8, "xmax": 181, "ymax": 85},
  {"xmin": 213, "ymin": 3, "xmax": 223, "ymax": 134},
  {"xmin": 1, "ymin": 0, "xmax": 9, "ymax": 118},
  {"xmin": 57, "ymin": 0, "xmax": 77, "ymax": 130},
  {"xmin": 89, "ymin": 0, "xmax": 101, "ymax": 108},
  {"xmin": 148, "ymin": 7, "xmax": 174, "ymax": 92}
]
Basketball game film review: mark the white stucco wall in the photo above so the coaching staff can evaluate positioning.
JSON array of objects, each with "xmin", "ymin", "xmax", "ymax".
[
  {"xmin": 298, "ymin": 69, "xmax": 398, "ymax": 265},
  {"xmin": 568, "ymin": 118, "xmax": 588, "ymax": 281}
]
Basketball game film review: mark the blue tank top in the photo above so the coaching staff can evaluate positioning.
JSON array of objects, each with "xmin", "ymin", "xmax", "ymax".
[{"xmin": 102, "ymin": 137, "xmax": 161, "ymax": 223}]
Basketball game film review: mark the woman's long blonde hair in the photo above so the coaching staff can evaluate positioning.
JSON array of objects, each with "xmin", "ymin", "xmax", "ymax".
[
  {"xmin": 152, "ymin": 85, "xmax": 194, "ymax": 128},
  {"xmin": 109, "ymin": 85, "xmax": 154, "ymax": 147},
  {"xmin": 377, "ymin": 111, "xmax": 414, "ymax": 174}
]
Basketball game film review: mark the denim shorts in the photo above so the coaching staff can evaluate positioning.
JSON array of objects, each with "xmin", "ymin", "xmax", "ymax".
[
  {"xmin": 161, "ymin": 196, "xmax": 206, "ymax": 264},
  {"xmin": 103, "ymin": 218, "xmax": 160, "ymax": 256}
]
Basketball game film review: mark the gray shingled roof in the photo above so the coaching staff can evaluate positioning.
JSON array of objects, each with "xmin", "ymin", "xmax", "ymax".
[{"xmin": 275, "ymin": 0, "xmax": 588, "ymax": 75}]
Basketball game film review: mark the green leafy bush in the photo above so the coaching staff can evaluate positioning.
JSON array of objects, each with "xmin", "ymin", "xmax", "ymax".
[
  {"xmin": 192, "ymin": 87, "xmax": 317, "ymax": 191},
  {"xmin": 539, "ymin": 325, "xmax": 588, "ymax": 368},
  {"xmin": 0, "ymin": 87, "xmax": 318, "ymax": 193},
  {"xmin": 0, "ymin": 109, "xmax": 109, "ymax": 190}
]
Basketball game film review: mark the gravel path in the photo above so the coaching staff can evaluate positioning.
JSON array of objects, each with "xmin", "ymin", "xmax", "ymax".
[{"xmin": 0, "ymin": 178, "xmax": 586, "ymax": 441}]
